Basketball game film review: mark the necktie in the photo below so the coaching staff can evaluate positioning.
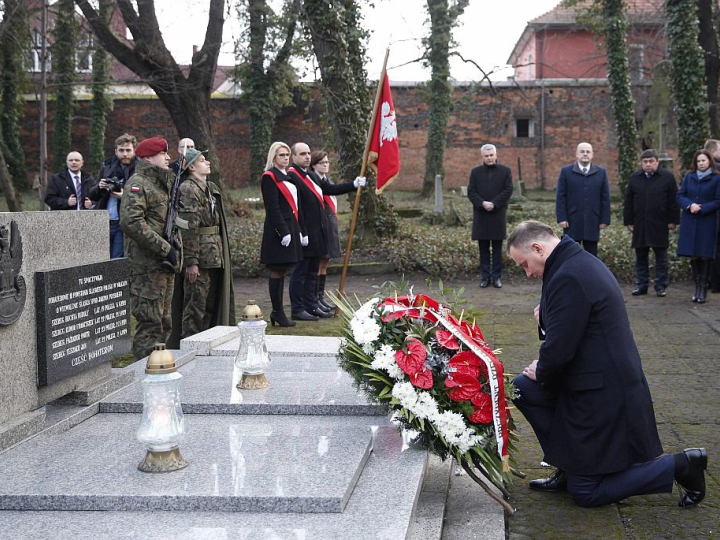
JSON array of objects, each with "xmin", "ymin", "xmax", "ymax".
[
  {"xmin": 74, "ymin": 175, "xmax": 82, "ymax": 209},
  {"xmin": 582, "ymin": 167, "xmax": 588, "ymax": 175}
]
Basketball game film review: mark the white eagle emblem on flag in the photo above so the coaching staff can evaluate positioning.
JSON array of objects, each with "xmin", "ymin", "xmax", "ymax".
[{"xmin": 379, "ymin": 101, "xmax": 397, "ymax": 147}]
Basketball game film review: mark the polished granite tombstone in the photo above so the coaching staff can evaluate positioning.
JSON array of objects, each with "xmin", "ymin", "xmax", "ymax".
[{"xmin": 101, "ymin": 356, "xmax": 386, "ymax": 416}]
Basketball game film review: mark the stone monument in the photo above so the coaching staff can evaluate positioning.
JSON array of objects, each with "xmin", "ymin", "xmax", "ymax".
[{"xmin": 0, "ymin": 211, "xmax": 131, "ymax": 450}]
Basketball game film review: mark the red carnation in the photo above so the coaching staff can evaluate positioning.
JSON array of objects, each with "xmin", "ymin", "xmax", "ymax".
[
  {"xmin": 436, "ymin": 329, "xmax": 460, "ymax": 350},
  {"xmin": 395, "ymin": 338, "xmax": 427, "ymax": 376}
]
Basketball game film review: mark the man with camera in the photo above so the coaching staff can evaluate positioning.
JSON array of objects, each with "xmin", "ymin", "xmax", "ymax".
[{"xmin": 90, "ymin": 133, "xmax": 139, "ymax": 259}]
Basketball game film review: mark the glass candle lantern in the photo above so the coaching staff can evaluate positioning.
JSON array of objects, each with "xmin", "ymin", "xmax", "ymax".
[{"xmin": 234, "ymin": 301, "xmax": 270, "ymax": 389}]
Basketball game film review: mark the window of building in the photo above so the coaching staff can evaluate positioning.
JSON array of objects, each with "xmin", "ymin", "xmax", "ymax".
[
  {"xmin": 515, "ymin": 118, "xmax": 534, "ymax": 138},
  {"xmin": 629, "ymin": 44, "xmax": 644, "ymax": 83},
  {"xmin": 76, "ymin": 33, "xmax": 93, "ymax": 72},
  {"xmin": 29, "ymin": 31, "xmax": 51, "ymax": 73}
]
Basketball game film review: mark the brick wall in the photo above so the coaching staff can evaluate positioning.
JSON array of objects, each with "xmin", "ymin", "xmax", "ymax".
[{"xmin": 19, "ymin": 81, "xmax": 677, "ymax": 190}]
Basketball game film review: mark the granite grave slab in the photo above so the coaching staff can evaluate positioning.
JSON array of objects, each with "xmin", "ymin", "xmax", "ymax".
[
  {"xmin": 101, "ymin": 355, "xmax": 385, "ymax": 416},
  {"xmin": 0, "ymin": 414, "xmax": 376, "ymax": 513},
  {"xmin": 213, "ymin": 334, "xmax": 342, "ymax": 357}
]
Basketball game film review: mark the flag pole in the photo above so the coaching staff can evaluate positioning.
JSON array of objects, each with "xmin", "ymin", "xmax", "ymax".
[{"xmin": 335, "ymin": 47, "xmax": 391, "ymax": 311}]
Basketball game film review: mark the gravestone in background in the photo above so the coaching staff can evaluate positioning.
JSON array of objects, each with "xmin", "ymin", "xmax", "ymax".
[{"xmin": 0, "ymin": 211, "xmax": 130, "ymax": 450}]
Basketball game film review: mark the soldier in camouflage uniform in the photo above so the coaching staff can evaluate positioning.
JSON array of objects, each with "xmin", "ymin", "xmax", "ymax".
[
  {"xmin": 177, "ymin": 149, "xmax": 235, "ymax": 337},
  {"xmin": 120, "ymin": 137, "xmax": 182, "ymax": 359}
]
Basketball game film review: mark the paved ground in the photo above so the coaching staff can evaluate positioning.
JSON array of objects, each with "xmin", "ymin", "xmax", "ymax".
[{"xmin": 233, "ymin": 273, "xmax": 719, "ymax": 539}]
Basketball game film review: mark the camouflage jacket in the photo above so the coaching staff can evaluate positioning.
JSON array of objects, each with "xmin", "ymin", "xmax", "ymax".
[
  {"xmin": 178, "ymin": 177, "xmax": 223, "ymax": 268},
  {"xmin": 120, "ymin": 160, "xmax": 182, "ymax": 273}
]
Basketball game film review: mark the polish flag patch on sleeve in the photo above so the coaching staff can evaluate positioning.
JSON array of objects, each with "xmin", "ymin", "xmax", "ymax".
[{"xmin": 130, "ymin": 186, "xmax": 141, "ymax": 193}]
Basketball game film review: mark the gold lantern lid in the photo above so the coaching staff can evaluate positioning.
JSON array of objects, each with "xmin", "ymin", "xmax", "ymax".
[
  {"xmin": 241, "ymin": 301, "xmax": 264, "ymax": 321},
  {"xmin": 145, "ymin": 343, "xmax": 178, "ymax": 374}
]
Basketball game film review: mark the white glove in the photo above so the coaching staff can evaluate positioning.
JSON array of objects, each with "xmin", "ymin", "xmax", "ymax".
[
  {"xmin": 354, "ymin": 176, "xmax": 367, "ymax": 188},
  {"xmin": 281, "ymin": 234, "xmax": 291, "ymax": 247},
  {"xmin": 301, "ymin": 235, "xmax": 309, "ymax": 247}
]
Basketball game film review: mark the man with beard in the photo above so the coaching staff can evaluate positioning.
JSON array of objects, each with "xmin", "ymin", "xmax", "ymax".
[{"xmin": 90, "ymin": 133, "xmax": 138, "ymax": 258}]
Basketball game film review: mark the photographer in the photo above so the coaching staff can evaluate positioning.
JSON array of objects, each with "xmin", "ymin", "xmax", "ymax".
[{"xmin": 90, "ymin": 133, "xmax": 138, "ymax": 259}]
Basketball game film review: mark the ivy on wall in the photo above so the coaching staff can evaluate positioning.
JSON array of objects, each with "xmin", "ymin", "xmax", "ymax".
[
  {"xmin": 52, "ymin": 0, "xmax": 79, "ymax": 171},
  {"xmin": 88, "ymin": 0, "xmax": 112, "ymax": 175}
]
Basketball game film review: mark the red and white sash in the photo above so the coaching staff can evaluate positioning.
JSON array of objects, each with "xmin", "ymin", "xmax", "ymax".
[{"xmin": 264, "ymin": 170, "xmax": 298, "ymax": 222}]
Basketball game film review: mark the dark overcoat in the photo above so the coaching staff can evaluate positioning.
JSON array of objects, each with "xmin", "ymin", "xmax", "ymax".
[
  {"xmin": 623, "ymin": 168, "xmax": 679, "ymax": 248},
  {"xmin": 260, "ymin": 167, "xmax": 306, "ymax": 266},
  {"xmin": 89, "ymin": 156, "xmax": 138, "ymax": 210},
  {"xmin": 555, "ymin": 164, "xmax": 611, "ymax": 242},
  {"xmin": 289, "ymin": 166, "xmax": 355, "ymax": 258},
  {"xmin": 536, "ymin": 236, "xmax": 663, "ymax": 475},
  {"xmin": 44, "ymin": 169, "xmax": 94, "ymax": 210},
  {"xmin": 467, "ymin": 163, "xmax": 514, "ymax": 240},
  {"xmin": 676, "ymin": 171, "xmax": 720, "ymax": 259}
]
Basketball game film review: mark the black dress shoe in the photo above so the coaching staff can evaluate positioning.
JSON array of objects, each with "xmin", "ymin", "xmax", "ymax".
[
  {"xmin": 480, "ymin": 278, "xmax": 490, "ymax": 288},
  {"xmin": 307, "ymin": 307, "xmax": 333, "ymax": 318},
  {"xmin": 529, "ymin": 469, "xmax": 567, "ymax": 492},
  {"xmin": 656, "ymin": 288, "xmax": 667, "ymax": 297},
  {"xmin": 632, "ymin": 287, "xmax": 648, "ymax": 296},
  {"xmin": 493, "ymin": 278, "xmax": 502, "ymax": 288},
  {"xmin": 676, "ymin": 448, "xmax": 707, "ymax": 508},
  {"xmin": 291, "ymin": 310, "xmax": 319, "ymax": 321}
]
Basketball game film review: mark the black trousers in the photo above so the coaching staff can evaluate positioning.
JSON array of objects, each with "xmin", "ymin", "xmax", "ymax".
[
  {"xmin": 289, "ymin": 256, "xmax": 320, "ymax": 314},
  {"xmin": 635, "ymin": 247, "xmax": 669, "ymax": 291},
  {"xmin": 478, "ymin": 240, "xmax": 503, "ymax": 280},
  {"xmin": 512, "ymin": 374, "xmax": 674, "ymax": 507}
]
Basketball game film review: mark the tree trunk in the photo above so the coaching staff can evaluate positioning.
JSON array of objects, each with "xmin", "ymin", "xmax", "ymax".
[
  {"xmin": 697, "ymin": 0, "xmax": 720, "ymax": 136},
  {"xmin": 601, "ymin": 0, "xmax": 638, "ymax": 195},
  {"xmin": 666, "ymin": 0, "xmax": 712, "ymax": 170},
  {"xmin": 0, "ymin": 143, "xmax": 23, "ymax": 212},
  {"xmin": 75, "ymin": 0, "xmax": 228, "ymax": 192}
]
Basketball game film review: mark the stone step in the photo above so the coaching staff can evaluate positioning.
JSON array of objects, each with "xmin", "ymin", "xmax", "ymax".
[
  {"xmin": 214, "ymin": 334, "xmax": 342, "ymax": 358},
  {"xmin": 0, "ymin": 413, "xmax": 379, "ymax": 513},
  {"xmin": 101, "ymin": 356, "xmax": 385, "ymax": 416},
  {"xmin": 0, "ymin": 420, "xmax": 427, "ymax": 539}
]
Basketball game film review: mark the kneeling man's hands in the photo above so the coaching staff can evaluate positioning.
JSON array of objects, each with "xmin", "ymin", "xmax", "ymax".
[{"xmin": 522, "ymin": 359, "xmax": 538, "ymax": 381}]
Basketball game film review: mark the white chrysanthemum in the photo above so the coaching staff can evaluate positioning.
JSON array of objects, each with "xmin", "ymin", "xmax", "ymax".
[
  {"xmin": 392, "ymin": 381, "xmax": 418, "ymax": 409},
  {"xmin": 362, "ymin": 343, "xmax": 376, "ymax": 355},
  {"xmin": 412, "ymin": 391, "xmax": 439, "ymax": 419},
  {"xmin": 371, "ymin": 344, "xmax": 402, "ymax": 378},
  {"xmin": 386, "ymin": 364, "xmax": 404, "ymax": 380}
]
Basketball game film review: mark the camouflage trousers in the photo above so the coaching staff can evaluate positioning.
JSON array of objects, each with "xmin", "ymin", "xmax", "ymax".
[
  {"xmin": 181, "ymin": 268, "xmax": 221, "ymax": 339},
  {"xmin": 130, "ymin": 270, "xmax": 175, "ymax": 360}
]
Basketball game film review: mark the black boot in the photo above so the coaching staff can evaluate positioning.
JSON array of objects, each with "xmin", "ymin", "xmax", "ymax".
[
  {"xmin": 317, "ymin": 274, "xmax": 335, "ymax": 311},
  {"xmin": 697, "ymin": 259, "xmax": 710, "ymax": 304},
  {"xmin": 269, "ymin": 276, "xmax": 296, "ymax": 327},
  {"xmin": 691, "ymin": 259, "xmax": 700, "ymax": 302}
]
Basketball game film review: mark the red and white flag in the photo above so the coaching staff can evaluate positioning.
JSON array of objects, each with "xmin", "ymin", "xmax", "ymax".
[{"xmin": 368, "ymin": 74, "xmax": 400, "ymax": 194}]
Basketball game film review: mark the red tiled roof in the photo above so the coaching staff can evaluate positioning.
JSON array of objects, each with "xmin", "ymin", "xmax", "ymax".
[{"xmin": 530, "ymin": 0, "xmax": 665, "ymax": 26}]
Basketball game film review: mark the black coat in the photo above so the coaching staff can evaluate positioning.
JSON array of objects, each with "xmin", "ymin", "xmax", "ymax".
[
  {"xmin": 260, "ymin": 167, "xmax": 306, "ymax": 266},
  {"xmin": 467, "ymin": 163, "xmax": 514, "ymax": 240},
  {"xmin": 44, "ymin": 169, "xmax": 94, "ymax": 210},
  {"xmin": 676, "ymin": 171, "xmax": 720, "ymax": 258},
  {"xmin": 556, "ymin": 164, "xmax": 611, "ymax": 241},
  {"xmin": 289, "ymin": 166, "xmax": 355, "ymax": 258},
  {"xmin": 623, "ymin": 168, "xmax": 679, "ymax": 248},
  {"xmin": 89, "ymin": 156, "xmax": 138, "ymax": 210},
  {"xmin": 537, "ymin": 236, "xmax": 663, "ymax": 475}
]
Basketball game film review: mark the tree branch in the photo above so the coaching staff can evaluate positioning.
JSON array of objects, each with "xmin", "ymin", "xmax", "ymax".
[
  {"xmin": 448, "ymin": 51, "xmax": 496, "ymax": 93},
  {"xmin": 190, "ymin": 0, "xmax": 226, "ymax": 92}
]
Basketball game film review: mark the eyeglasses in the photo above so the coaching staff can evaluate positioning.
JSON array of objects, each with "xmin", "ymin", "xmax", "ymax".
[{"xmin": 276, "ymin": 153, "xmax": 290, "ymax": 157}]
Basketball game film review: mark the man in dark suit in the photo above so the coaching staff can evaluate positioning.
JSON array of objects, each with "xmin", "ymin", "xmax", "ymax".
[
  {"xmin": 44, "ymin": 151, "xmax": 93, "ymax": 210},
  {"xmin": 623, "ymin": 149, "xmax": 679, "ymax": 297},
  {"xmin": 467, "ymin": 144, "xmax": 514, "ymax": 288},
  {"xmin": 287, "ymin": 142, "xmax": 364, "ymax": 321},
  {"xmin": 555, "ymin": 142, "xmax": 611, "ymax": 257},
  {"xmin": 507, "ymin": 220, "xmax": 707, "ymax": 508}
]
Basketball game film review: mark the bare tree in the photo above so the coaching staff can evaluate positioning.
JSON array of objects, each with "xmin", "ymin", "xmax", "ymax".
[
  {"xmin": 696, "ymin": 0, "xmax": 720, "ymax": 136},
  {"xmin": 75, "ymin": 0, "xmax": 228, "ymax": 189}
]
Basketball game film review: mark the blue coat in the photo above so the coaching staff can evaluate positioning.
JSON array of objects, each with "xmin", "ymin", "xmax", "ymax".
[
  {"xmin": 676, "ymin": 171, "xmax": 720, "ymax": 259},
  {"xmin": 537, "ymin": 236, "xmax": 663, "ymax": 475},
  {"xmin": 556, "ymin": 164, "xmax": 611, "ymax": 242}
]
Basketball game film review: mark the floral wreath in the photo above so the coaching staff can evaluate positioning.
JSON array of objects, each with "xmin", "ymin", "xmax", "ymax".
[{"xmin": 335, "ymin": 288, "xmax": 520, "ymax": 513}]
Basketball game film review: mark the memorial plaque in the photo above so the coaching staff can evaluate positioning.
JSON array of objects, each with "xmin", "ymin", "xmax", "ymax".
[{"xmin": 36, "ymin": 259, "xmax": 131, "ymax": 386}]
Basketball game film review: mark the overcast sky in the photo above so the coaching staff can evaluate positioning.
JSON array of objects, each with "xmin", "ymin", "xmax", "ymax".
[{"xmin": 153, "ymin": 0, "xmax": 561, "ymax": 82}]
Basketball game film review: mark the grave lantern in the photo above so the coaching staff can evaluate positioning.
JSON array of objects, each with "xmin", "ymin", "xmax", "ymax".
[
  {"xmin": 234, "ymin": 301, "xmax": 270, "ymax": 389},
  {"xmin": 136, "ymin": 343, "xmax": 188, "ymax": 472}
]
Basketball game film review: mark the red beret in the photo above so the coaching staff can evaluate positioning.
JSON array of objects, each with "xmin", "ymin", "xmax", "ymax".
[{"xmin": 135, "ymin": 137, "xmax": 168, "ymax": 158}]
